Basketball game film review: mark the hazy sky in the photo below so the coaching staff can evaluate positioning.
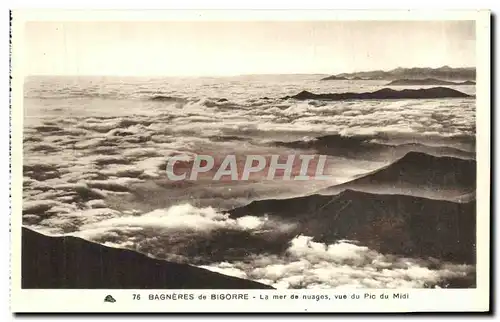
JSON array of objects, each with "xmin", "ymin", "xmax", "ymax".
[{"xmin": 24, "ymin": 20, "xmax": 475, "ymax": 76}]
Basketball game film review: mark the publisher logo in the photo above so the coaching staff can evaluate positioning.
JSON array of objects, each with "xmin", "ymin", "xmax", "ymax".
[{"xmin": 104, "ymin": 295, "xmax": 116, "ymax": 303}]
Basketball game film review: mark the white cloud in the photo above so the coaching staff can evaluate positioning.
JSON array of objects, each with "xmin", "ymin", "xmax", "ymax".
[
  {"xmin": 201, "ymin": 235, "xmax": 475, "ymax": 289},
  {"xmin": 73, "ymin": 204, "xmax": 276, "ymax": 234}
]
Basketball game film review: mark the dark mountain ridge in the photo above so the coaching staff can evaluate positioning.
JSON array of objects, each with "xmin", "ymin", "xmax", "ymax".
[
  {"xmin": 283, "ymin": 87, "xmax": 472, "ymax": 101},
  {"xmin": 21, "ymin": 227, "xmax": 274, "ymax": 289},
  {"xmin": 320, "ymin": 151, "xmax": 476, "ymax": 202},
  {"xmin": 387, "ymin": 78, "xmax": 476, "ymax": 86},
  {"xmin": 148, "ymin": 95, "xmax": 187, "ymax": 103},
  {"xmin": 320, "ymin": 75, "xmax": 348, "ymax": 81},
  {"xmin": 271, "ymin": 134, "xmax": 475, "ymax": 161},
  {"xmin": 229, "ymin": 189, "xmax": 476, "ymax": 264}
]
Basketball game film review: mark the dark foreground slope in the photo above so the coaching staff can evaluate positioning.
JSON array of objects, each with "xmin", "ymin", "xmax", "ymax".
[
  {"xmin": 283, "ymin": 87, "xmax": 471, "ymax": 101},
  {"xmin": 229, "ymin": 190, "xmax": 476, "ymax": 264},
  {"xmin": 22, "ymin": 227, "xmax": 274, "ymax": 289},
  {"xmin": 321, "ymin": 151, "xmax": 476, "ymax": 202}
]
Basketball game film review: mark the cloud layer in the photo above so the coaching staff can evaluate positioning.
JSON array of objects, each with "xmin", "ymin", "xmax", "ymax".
[
  {"xmin": 23, "ymin": 76, "xmax": 476, "ymax": 289},
  {"xmin": 201, "ymin": 235, "xmax": 475, "ymax": 289},
  {"xmin": 29, "ymin": 201, "xmax": 474, "ymax": 289}
]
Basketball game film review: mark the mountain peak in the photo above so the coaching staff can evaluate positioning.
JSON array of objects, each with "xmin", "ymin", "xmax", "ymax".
[{"xmin": 323, "ymin": 66, "xmax": 476, "ymax": 81}]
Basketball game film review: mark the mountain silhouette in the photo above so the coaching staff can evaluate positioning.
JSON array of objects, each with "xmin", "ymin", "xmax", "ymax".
[
  {"xmin": 21, "ymin": 227, "xmax": 274, "ymax": 289},
  {"xmin": 387, "ymin": 78, "xmax": 476, "ymax": 86},
  {"xmin": 229, "ymin": 190, "xmax": 476, "ymax": 264},
  {"xmin": 320, "ymin": 151, "xmax": 476, "ymax": 202},
  {"xmin": 320, "ymin": 75, "xmax": 348, "ymax": 81},
  {"xmin": 283, "ymin": 87, "xmax": 471, "ymax": 101}
]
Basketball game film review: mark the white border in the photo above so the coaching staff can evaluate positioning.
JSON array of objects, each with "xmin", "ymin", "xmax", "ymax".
[{"xmin": 9, "ymin": 9, "xmax": 491, "ymax": 314}]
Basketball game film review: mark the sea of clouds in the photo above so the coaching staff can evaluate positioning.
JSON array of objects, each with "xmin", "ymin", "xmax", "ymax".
[
  {"xmin": 22, "ymin": 76, "xmax": 476, "ymax": 289},
  {"xmin": 26, "ymin": 201, "xmax": 474, "ymax": 289}
]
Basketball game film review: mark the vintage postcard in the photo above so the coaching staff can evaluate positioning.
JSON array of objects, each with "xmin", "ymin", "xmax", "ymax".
[{"xmin": 10, "ymin": 9, "xmax": 490, "ymax": 313}]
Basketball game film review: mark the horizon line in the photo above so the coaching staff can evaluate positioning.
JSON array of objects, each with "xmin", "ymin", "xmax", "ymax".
[{"xmin": 25, "ymin": 65, "xmax": 476, "ymax": 79}]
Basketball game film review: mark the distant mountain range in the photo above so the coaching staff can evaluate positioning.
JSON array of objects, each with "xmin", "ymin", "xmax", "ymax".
[
  {"xmin": 387, "ymin": 78, "xmax": 476, "ymax": 86},
  {"xmin": 321, "ymin": 66, "xmax": 476, "ymax": 81}
]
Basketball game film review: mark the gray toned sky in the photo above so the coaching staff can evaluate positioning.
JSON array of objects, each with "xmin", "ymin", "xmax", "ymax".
[{"xmin": 24, "ymin": 20, "xmax": 475, "ymax": 76}]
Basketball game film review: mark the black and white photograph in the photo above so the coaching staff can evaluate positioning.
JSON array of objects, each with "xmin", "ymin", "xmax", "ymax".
[{"xmin": 10, "ymin": 10, "xmax": 491, "ymax": 313}]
